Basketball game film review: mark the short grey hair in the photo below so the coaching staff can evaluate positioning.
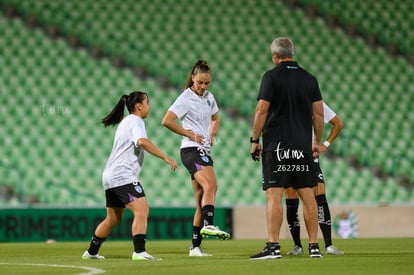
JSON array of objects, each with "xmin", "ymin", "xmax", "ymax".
[{"xmin": 270, "ymin": 37, "xmax": 294, "ymax": 58}]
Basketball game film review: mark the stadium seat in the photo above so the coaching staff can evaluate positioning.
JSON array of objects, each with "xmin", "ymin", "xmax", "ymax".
[{"xmin": 1, "ymin": 0, "xmax": 413, "ymax": 207}]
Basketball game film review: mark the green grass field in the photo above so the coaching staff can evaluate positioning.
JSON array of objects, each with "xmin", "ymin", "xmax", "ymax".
[{"xmin": 1, "ymin": 238, "xmax": 413, "ymax": 275}]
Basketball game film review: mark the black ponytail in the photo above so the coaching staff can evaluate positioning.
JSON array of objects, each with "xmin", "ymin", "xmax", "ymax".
[{"xmin": 102, "ymin": 91, "xmax": 148, "ymax": 127}]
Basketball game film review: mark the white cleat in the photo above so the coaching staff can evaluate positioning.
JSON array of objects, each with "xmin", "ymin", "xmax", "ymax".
[
  {"xmin": 286, "ymin": 245, "xmax": 304, "ymax": 255},
  {"xmin": 189, "ymin": 246, "xmax": 212, "ymax": 257},
  {"xmin": 82, "ymin": 251, "xmax": 105, "ymax": 260},
  {"xmin": 132, "ymin": 251, "xmax": 162, "ymax": 260},
  {"xmin": 325, "ymin": 245, "xmax": 344, "ymax": 255},
  {"xmin": 200, "ymin": 225, "xmax": 231, "ymax": 240}
]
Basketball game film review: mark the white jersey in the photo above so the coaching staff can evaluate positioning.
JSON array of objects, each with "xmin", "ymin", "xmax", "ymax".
[
  {"xmin": 168, "ymin": 88, "xmax": 219, "ymax": 151},
  {"xmin": 323, "ymin": 102, "xmax": 336, "ymax": 123},
  {"xmin": 313, "ymin": 102, "xmax": 337, "ymax": 163},
  {"xmin": 102, "ymin": 114, "xmax": 147, "ymax": 190},
  {"xmin": 313, "ymin": 102, "xmax": 336, "ymax": 140}
]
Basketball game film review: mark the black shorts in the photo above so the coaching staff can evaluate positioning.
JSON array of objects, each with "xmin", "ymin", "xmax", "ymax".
[
  {"xmin": 313, "ymin": 159, "xmax": 325, "ymax": 184},
  {"xmin": 262, "ymin": 151, "xmax": 317, "ymax": 190},
  {"xmin": 181, "ymin": 147, "xmax": 213, "ymax": 179},
  {"xmin": 105, "ymin": 182, "xmax": 146, "ymax": 208}
]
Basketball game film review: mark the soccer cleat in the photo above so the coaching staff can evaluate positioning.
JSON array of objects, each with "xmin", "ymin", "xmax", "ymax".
[
  {"xmin": 189, "ymin": 246, "xmax": 212, "ymax": 257},
  {"xmin": 286, "ymin": 245, "xmax": 304, "ymax": 255},
  {"xmin": 82, "ymin": 251, "xmax": 105, "ymax": 260},
  {"xmin": 200, "ymin": 225, "xmax": 231, "ymax": 240},
  {"xmin": 309, "ymin": 244, "xmax": 323, "ymax": 258},
  {"xmin": 132, "ymin": 251, "xmax": 162, "ymax": 260},
  {"xmin": 325, "ymin": 245, "xmax": 344, "ymax": 255},
  {"xmin": 250, "ymin": 242, "xmax": 282, "ymax": 260}
]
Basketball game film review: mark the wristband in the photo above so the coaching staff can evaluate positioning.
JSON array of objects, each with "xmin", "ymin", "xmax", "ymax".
[
  {"xmin": 250, "ymin": 137, "xmax": 260, "ymax": 144},
  {"xmin": 323, "ymin": 140, "xmax": 331, "ymax": 147}
]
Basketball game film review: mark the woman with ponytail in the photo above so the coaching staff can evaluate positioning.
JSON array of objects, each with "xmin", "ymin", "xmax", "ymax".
[
  {"xmin": 82, "ymin": 91, "xmax": 177, "ymax": 261},
  {"xmin": 162, "ymin": 60, "xmax": 230, "ymax": 257}
]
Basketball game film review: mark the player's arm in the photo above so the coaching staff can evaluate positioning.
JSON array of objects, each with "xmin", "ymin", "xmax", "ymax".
[
  {"xmin": 324, "ymin": 115, "xmax": 343, "ymax": 149},
  {"xmin": 312, "ymin": 100, "xmax": 324, "ymax": 156},
  {"xmin": 162, "ymin": 110, "xmax": 204, "ymax": 144},
  {"xmin": 252, "ymin": 99, "xmax": 269, "ymax": 140},
  {"xmin": 313, "ymin": 100, "xmax": 324, "ymax": 144},
  {"xmin": 250, "ymin": 99, "xmax": 270, "ymax": 160},
  {"xmin": 162, "ymin": 110, "xmax": 190, "ymax": 137},
  {"xmin": 138, "ymin": 138, "xmax": 177, "ymax": 170},
  {"xmin": 210, "ymin": 112, "xmax": 219, "ymax": 145}
]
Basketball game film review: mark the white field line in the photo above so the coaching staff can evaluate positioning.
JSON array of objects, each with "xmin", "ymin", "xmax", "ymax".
[{"xmin": 0, "ymin": 262, "xmax": 105, "ymax": 275}]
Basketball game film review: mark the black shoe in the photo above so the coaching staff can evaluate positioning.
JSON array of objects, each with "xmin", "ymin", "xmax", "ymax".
[
  {"xmin": 250, "ymin": 242, "xmax": 282, "ymax": 260},
  {"xmin": 309, "ymin": 243, "xmax": 323, "ymax": 258}
]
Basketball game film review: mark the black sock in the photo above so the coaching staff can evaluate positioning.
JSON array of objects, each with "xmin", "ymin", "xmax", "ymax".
[
  {"xmin": 308, "ymin": 242, "xmax": 320, "ymax": 250},
  {"xmin": 88, "ymin": 234, "xmax": 106, "ymax": 255},
  {"xmin": 133, "ymin": 234, "xmax": 146, "ymax": 253},
  {"xmin": 202, "ymin": 205, "xmax": 214, "ymax": 226},
  {"xmin": 316, "ymin": 194, "xmax": 332, "ymax": 248},
  {"xmin": 267, "ymin": 242, "xmax": 280, "ymax": 250},
  {"xmin": 286, "ymin": 198, "xmax": 302, "ymax": 247},
  {"xmin": 191, "ymin": 226, "xmax": 202, "ymax": 248}
]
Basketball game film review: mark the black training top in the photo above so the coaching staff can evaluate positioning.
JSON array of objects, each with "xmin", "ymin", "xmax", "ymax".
[{"xmin": 257, "ymin": 61, "xmax": 322, "ymax": 153}]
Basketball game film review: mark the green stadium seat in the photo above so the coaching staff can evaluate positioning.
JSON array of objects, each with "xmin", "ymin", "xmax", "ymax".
[{"xmin": 1, "ymin": 0, "xmax": 413, "ymax": 207}]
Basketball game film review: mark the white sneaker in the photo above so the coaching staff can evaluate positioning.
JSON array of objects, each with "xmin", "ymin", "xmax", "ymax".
[
  {"xmin": 132, "ymin": 251, "xmax": 162, "ymax": 260},
  {"xmin": 82, "ymin": 250, "xmax": 105, "ymax": 260},
  {"xmin": 189, "ymin": 246, "xmax": 212, "ymax": 257},
  {"xmin": 200, "ymin": 225, "xmax": 231, "ymax": 240},
  {"xmin": 325, "ymin": 245, "xmax": 344, "ymax": 255}
]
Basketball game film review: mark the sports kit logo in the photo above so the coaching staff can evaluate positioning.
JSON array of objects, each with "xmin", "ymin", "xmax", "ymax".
[
  {"xmin": 201, "ymin": 156, "xmax": 209, "ymax": 163},
  {"xmin": 317, "ymin": 172, "xmax": 324, "ymax": 181},
  {"xmin": 197, "ymin": 147, "xmax": 210, "ymax": 163},
  {"xmin": 133, "ymin": 182, "xmax": 143, "ymax": 193}
]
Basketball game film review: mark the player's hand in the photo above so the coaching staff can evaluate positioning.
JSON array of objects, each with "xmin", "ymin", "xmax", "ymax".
[
  {"xmin": 164, "ymin": 157, "xmax": 178, "ymax": 171},
  {"xmin": 209, "ymin": 134, "xmax": 216, "ymax": 146},
  {"xmin": 319, "ymin": 144, "xmax": 328, "ymax": 154},
  {"xmin": 188, "ymin": 131, "xmax": 205, "ymax": 145},
  {"xmin": 250, "ymin": 143, "xmax": 262, "ymax": 161},
  {"xmin": 312, "ymin": 143, "xmax": 323, "ymax": 158}
]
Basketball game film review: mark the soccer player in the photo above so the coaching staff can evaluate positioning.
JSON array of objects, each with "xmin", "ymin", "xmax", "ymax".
[
  {"xmin": 162, "ymin": 60, "xmax": 230, "ymax": 257},
  {"xmin": 286, "ymin": 102, "xmax": 344, "ymax": 255},
  {"xmin": 82, "ymin": 91, "xmax": 177, "ymax": 261}
]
